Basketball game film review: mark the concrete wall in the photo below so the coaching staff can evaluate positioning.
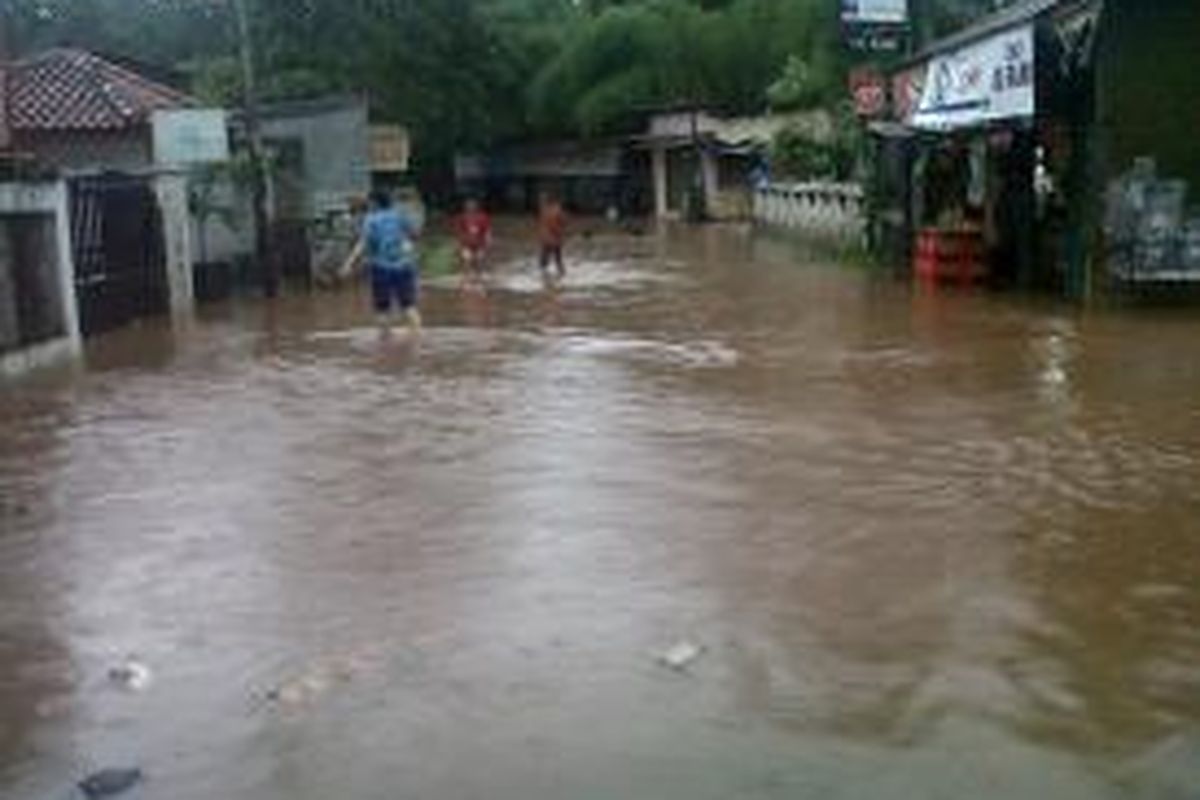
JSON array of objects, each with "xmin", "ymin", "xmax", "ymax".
[
  {"xmin": 1099, "ymin": 0, "xmax": 1200, "ymax": 197},
  {"xmin": 0, "ymin": 181, "xmax": 81, "ymax": 377},
  {"xmin": 190, "ymin": 173, "xmax": 255, "ymax": 266},
  {"xmin": 261, "ymin": 99, "xmax": 371, "ymax": 219}
]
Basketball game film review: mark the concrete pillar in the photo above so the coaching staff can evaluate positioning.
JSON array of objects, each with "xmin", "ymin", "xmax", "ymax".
[
  {"xmin": 652, "ymin": 146, "xmax": 669, "ymax": 220},
  {"xmin": 154, "ymin": 172, "xmax": 195, "ymax": 317},
  {"xmin": 50, "ymin": 181, "xmax": 82, "ymax": 354},
  {"xmin": 701, "ymin": 149, "xmax": 719, "ymax": 219}
]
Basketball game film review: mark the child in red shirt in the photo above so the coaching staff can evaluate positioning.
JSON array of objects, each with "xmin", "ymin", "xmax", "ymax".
[
  {"xmin": 456, "ymin": 197, "xmax": 492, "ymax": 288},
  {"xmin": 537, "ymin": 192, "xmax": 567, "ymax": 282}
]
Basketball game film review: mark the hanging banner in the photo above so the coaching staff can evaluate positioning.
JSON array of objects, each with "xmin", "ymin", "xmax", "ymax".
[
  {"xmin": 912, "ymin": 24, "xmax": 1035, "ymax": 130},
  {"xmin": 841, "ymin": 0, "xmax": 907, "ymax": 24}
]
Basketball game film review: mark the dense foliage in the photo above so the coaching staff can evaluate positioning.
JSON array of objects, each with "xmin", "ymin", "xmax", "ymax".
[
  {"xmin": 5, "ymin": 0, "xmax": 1000, "ymax": 176},
  {"xmin": 770, "ymin": 116, "xmax": 861, "ymax": 182}
]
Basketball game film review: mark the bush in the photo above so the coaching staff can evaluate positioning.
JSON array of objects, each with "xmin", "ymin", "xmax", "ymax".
[
  {"xmin": 770, "ymin": 126, "xmax": 837, "ymax": 181},
  {"xmin": 769, "ymin": 111, "xmax": 862, "ymax": 182}
]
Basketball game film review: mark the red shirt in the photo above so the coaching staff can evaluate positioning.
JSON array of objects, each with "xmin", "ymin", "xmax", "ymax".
[
  {"xmin": 456, "ymin": 210, "xmax": 492, "ymax": 250},
  {"xmin": 538, "ymin": 205, "xmax": 566, "ymax": 247}
]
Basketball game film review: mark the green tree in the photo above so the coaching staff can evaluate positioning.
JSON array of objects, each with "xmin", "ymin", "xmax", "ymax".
[
  {"xmin": 6, "ymin": 0, "xmax": 852, "ymax": 182},
  {"xmin": 528, "ymin": 0, "xmax": 840, "ymax": 135}
]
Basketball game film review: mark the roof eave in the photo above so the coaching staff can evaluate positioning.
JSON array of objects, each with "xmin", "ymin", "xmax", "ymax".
[{"xmin": 895, "ymin": 0, "xmax": 1073, "ymax": 70}]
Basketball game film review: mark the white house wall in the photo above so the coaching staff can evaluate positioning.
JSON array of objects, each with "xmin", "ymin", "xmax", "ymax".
[{"xmin": 0, "ymin": 181, "xmax": 82, "ymax": 377}]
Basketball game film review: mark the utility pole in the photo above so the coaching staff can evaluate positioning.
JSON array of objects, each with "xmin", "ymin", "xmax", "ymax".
[{"xmin": 231, "ymin": 0, "xmax": 276, "ymax": 297}]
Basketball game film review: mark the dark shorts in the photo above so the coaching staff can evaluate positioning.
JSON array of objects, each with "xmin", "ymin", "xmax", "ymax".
[
  {"xmin": 539, "ymin": 244, "xmax": 564, "ymax": 269},
  {"xmin": 370, "ymin": 265, "xmax": 418, "ymax": 313}
]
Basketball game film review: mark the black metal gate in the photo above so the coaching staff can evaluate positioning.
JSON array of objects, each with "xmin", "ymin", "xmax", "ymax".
[{"xmin": 70, "ymin": 173, "xmax": 169, "ymax": 337}]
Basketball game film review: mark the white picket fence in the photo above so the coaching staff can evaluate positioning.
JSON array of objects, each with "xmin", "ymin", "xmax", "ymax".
[{"xmin": 753, "ymin": 182, "xmax": 866, "ymax": 244}]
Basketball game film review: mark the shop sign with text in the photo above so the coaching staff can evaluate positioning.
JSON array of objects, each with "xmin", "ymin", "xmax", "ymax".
[{"xmin": 912, "ymin": 24, "xmax": 1035, "ymax": 130}]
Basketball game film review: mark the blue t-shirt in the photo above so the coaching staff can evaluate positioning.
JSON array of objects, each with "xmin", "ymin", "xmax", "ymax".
[{"xmin": 363, "ymin": 207, "xmax": 416, "ymax": 271}]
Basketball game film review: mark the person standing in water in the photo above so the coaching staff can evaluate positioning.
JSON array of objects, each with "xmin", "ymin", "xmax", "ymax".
[
  {"xmin": 537, "ymin": 191, "xmax": 568, "ymax": 283},
  {"xmin": 455, "ymin": 197, "xmax": 493, "ymax": 290},
  {"xmin": 342, "ymin": 189, "xmax": 422, "ymax": 335}
]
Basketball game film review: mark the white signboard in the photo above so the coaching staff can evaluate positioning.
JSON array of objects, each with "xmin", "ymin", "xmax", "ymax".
[
  {"xmin": 913, "ymin": 24, "xmax": 1035, "ymax": 131},
  {"xmin": 841, "ymin": 0, "xmax": 907, "ymax": 24},
  {"xmin": 152, "ymin": 109, "xmax": 230, "ymax": 166}
]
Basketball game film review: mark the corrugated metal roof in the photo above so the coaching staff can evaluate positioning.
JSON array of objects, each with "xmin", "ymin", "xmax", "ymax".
[{"xmin": 8, "ymin": 49, "xmax": 192, "ymax": 132}]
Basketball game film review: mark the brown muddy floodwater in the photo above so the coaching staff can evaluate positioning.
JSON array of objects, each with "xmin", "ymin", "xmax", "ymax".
[{"xmin": 1, "ymin": 222, "xmax": 1199, "ymax": 799}]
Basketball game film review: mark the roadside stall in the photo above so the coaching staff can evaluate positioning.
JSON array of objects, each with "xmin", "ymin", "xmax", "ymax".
[
  {"xmin": 872, "ymin": 0, "xmax": 1107, "ymax": 292},
  {"xmin": 891, "ymin": 9, "xmax": 1043, "ymax": 286},
  {"xmin": 873, "ymin": 0, "xmax": 1200, "ymax": 299}
]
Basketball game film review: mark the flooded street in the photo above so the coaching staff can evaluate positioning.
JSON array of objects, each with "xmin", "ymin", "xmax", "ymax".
[{"xmin": 2, "ymin": 223, "xmax": 1199, "ymax": 799}]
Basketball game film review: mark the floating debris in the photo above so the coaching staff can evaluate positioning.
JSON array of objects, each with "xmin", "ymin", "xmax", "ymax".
[
  {"xmin": 658, "ymin": 641, "xmax": 706, "ymax": 672},
  {"xmin": 108, "ymin": 659, "xmax": 153, "ymax": 692},
  {"xmin": 78, "ymin": 767, "xmax": 143, "ymax": 798}
]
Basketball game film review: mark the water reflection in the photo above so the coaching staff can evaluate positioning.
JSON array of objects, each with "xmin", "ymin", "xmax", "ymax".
[{"xmin": 0, "ymin": 388, "xmax": 77, "ymax": 796}]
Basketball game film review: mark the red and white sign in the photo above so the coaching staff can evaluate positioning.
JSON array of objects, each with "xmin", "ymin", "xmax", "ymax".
[
  {"xmin": 850, "ymin": 68, "xmax": 887, "ymax": 118},
  {"xmin": 891, "ymin": 65, "xmax": 926, "ymax": 125}
]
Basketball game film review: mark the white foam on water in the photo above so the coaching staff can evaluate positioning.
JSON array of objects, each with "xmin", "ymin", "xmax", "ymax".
[
  {"xmin": 450, "ymin": 257, "xmax": 685, "ymax": 296},
  {"xmin": 554, "ymin": 331, "xmax": 740, "ymax": 369}
]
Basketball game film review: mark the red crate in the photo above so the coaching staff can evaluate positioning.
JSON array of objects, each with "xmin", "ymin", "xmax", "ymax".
[{"xmin": 914, "ymin": 228, "xmax": 986, "ymax": 286}]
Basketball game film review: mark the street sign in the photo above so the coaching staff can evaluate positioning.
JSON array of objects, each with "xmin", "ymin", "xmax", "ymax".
[
  {"xmin": 152, "ymin": 109, "xmax": 230, "ymax": 166},
  {"xmin": 841, "ymin": 0, "xmax": 908, "ymax": 25},
  {"xmin": 850, "ymin": 68, "xmax": 888, "ymax": 117},
  {"xmin": 841, "ymin": 0, "xmax": 908, "ymax": 52},
  {"xmin": 843, "ymin": 25, "xmax": 907, "ymax": 53}
]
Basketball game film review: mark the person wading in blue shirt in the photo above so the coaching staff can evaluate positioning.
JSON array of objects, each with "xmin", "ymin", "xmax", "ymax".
[{"xmin": 341, "ymin": 189, "xmax": 422, "ymax": 336}]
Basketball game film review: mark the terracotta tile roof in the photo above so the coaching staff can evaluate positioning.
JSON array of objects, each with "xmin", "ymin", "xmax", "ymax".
[{"xmin": 8, "ymin": 49, "xmax": 193, "ymax": 132}]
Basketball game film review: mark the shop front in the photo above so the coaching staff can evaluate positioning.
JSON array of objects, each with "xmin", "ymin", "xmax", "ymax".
[{"xmin": 873, "ymin": 0, "xmax": 1100, "ymax": 294}]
